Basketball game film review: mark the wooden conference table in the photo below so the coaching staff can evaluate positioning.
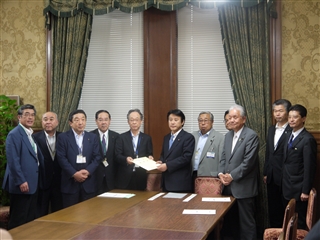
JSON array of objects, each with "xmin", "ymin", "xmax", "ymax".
[{"xmin": 9, "ymin": 190, "xmax": 235, "ymax": 239}]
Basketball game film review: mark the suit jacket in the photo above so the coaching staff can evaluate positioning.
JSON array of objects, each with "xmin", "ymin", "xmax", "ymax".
[
  {"xmin": 33, "ymin": 131, "xmax": 62, "ymax": 190},
  {"xmin": 2, "ymin": 125, "xmax": 45, "ymax": 194},
  {"xmin": 115, "ymin": 131, "xmax": 153, "ymax": 189},
  {"xmin": 282, "ymin": 128, "xmax": 317, "ymax": 200},
  {"xmin": 56, "ymin": 129, "xmax": 101, "ymax": 194},
  {"xmin": 263, "ymin": 124, "xmax": 291, "ymax": 186},
  {"xmin": 191, "ymin": 129, "xmax": 224, "ymax": 177},
  {"xmin": 91, "ymin": 129, "xmax": 119, "ymax": 190},
  {"xmin": 219, "ymin": 126, "xmax": 259, "ymax": 199},
  {"xmin": 160, "ymin": 129, "xmax": 195, "ymax": 192}
]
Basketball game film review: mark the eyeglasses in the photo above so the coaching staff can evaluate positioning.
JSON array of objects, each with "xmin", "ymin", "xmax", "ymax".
[
  {"xmin": 198, "ymin": 119, "xmax": 210, "ymax": 123},
  {"xmin": 129, "ymin": 118, "xmax": 141, "ymax": 122},
  {"xmin": 22, "ymin": 113, "xmax": 35, "ymax": 118}
]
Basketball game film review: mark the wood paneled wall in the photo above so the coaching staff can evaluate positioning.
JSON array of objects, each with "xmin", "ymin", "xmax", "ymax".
[{"xmin": 143, "ymin": 8, "xmax": 177, "ymax": 160}]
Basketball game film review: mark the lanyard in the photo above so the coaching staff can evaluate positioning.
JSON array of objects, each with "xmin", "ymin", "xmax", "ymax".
[
  {"xmin": 132, "ymin": 135, "xmax": 141, "ymax": 158},
  {"xmin": 45, "ymin": 136, "xmax": 55, "ymax": 160}
]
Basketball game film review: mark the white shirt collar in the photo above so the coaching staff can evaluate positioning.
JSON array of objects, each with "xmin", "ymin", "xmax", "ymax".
[
  {"xmin": 19, "ymin": 123, "xmax": 33, "ymax": 135},
  {"xmin": 292, "ymin": 127, "xmax": 304, "ymax": 138},
  {"xmin": 98, "ymin": 129, "xmax": 109, "ymax": 139}
]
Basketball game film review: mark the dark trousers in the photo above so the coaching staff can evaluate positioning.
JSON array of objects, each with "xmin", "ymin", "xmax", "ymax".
[
  {"xmin": 192, "ymin": 171, "xmax": 197, "ymax": 192},
  {"xmin": 8, "ymin": 192, "xmax": 38, "ymax": 229},
  {"xmin": 267, "ymin": 181, "xmax": 285, "ymax": 227},
  {"xmin": 126, "ymin": 168, "xmax": 147, "ymax": 191},
  {"xmin": 97, "ymin": 176, "xmax": 110, "ymax": 195},
  {"xmin": 221, "ymin": 186, "xmax": 257, "ymax": 240},
  {"xmin": 37, "ymin": 185, "xmax": 63, "ymax": 218},
  {"xmin": 62, "ymin": 186, "xmax": 96, "ymax": 208}
]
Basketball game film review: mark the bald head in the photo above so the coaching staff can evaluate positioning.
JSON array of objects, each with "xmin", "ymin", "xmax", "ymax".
[{"xmin": 41, "ymin": 112, "xmax": 59, "ymax": 135}]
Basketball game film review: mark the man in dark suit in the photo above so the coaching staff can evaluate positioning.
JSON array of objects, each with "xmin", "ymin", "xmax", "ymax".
[
  {"xmin": 282, "ymin": 104, "xmax": 317, "ymax": 229},
  {"xmin": 91, "ymin": 110, "xmax": 119, "ymax": 194},
  {"xmin": 157, "ymin": 109, "xmax": 195, "ymax": 193},
  {"xmin": 33, "ymin": 111, "xmax": 63, "ymax": 217},
  {"xmin": 56, "ymin": 110, "xmax": 101, "ymax": 208},
  {"xmin": 263, "ymin": 99, "xmax": 292, "ymax": 228},
  {"xmin": 2, "ymin": 104, "xmax": 45, "ymax": 229},
  {"xmin": 219, "ymin": 104, "xmax": 259, "ymax": 240},
  {"xmin": 115, "ymin": 109, "xmax": 153, "ymax": 190}
]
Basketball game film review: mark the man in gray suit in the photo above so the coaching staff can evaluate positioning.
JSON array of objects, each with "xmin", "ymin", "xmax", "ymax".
[
  {"xmin": 219, "ymin": 104, "xmax": 259, "ymax": 240},
  {"xmin": 191, "ymin": 111, "xmax": 224, "ymax": 185}
]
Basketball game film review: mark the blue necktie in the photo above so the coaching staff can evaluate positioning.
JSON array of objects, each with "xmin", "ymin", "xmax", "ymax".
[
  {"xmin": 169, "ymin": 135, "xmax": 174, "ymax": 150},
  {"xmin": 288, "ymin": 134, "xmax": 293, "ymax": 149},
  {"xmin": 102, "ymin": 134, "xmax": 107, "ymax": 155}
]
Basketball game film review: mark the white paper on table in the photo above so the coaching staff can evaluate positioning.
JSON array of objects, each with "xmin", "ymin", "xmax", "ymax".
[
  {"xmin": 148, "ymin": 192, "xmax": 166, "ymax": 201},
  {"xmin": 98, "ymin": 192, "xmax": 135, "ymax": 198},
  {"xmin": 183, "ymin": 194, "xmax": 197, "ymax": 202},
  {"xmin": 202, "ymin": 197, "xmax": 231, "ymax": 202},
  {"xmin": 132, "ymin": 157, "xmax": 160, "ymax": 171},
  {"xmin": 162, "ymin": 192, "xmax": 187, "ymax": 199},
  {"xmin": 183, "ymin": 209, "xmax": 216, "ymax": 215}
]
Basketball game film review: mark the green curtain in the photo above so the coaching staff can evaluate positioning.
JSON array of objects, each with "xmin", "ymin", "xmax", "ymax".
[
  {"xmin": 218, "ymin": 1, "xmax": 271, "ymax": 235},
  {"xmin": 50, "ymin": 11, "xmax": 92, "ymax": 131},
  {"xmin": 44, "ymin": 0, "xmax": 274, "ymax": 16}
]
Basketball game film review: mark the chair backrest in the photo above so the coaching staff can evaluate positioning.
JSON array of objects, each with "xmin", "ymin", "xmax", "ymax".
[
  {"xmin": 306, "ymin": 188, "xmax": 317, "ymax": 231},
  {"xmin": 194, "ymin": 177, "xmax": 222, "ymax": 195},
  {"xmin": 285, "ymin": 213, "xmax": 298, "ymax": 240},
  {"xmin": 146, "ymin": 172, "xmax": 162, "ymax": 191},
  {"xmin": 280, "ymin": 198, "xmax": 296, "ymax": 240}
]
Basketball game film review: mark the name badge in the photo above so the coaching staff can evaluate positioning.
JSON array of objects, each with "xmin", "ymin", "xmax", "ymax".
[
  {"xmin": 76, "ymin": 155, "xmax": 86, "ymax": 164},
  {"xmin": 207, "ymin": 152, "xmax": 215, "ymax": 158},
  {"xmin": 103, "ymin": 158, "xmax": 109, "ymax": 167}
]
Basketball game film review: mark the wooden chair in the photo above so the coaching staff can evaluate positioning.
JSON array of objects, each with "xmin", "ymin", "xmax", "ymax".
[
  {"xmin": 146, "ymin": 171, "xmax": 162, "ymax": 191},
  {"xmin": 0, "ymin": 206, "xmax": 10, "ymax": 230},
  {"xmin": 263, "ymin": 198, "xmax": 296, "ymax": 240},
  {"xmin": 296, "ymin": 188, "xmax": 317, "ymax": 239},
  {"xmin": 285, "ymin": 213, "xmax": 298, "ymax": 240},
  {"xmin": 194, "ymin": 177, "xmax": 222, "ymax": 195}
]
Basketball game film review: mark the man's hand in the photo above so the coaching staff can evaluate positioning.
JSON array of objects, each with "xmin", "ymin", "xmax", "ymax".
[
  {"xmin": 219, "ymin": 173, "xmax": 233, "ymax": 186},
  {"xmin": 73, "ymin": 170, "xmax": 89, "ymax": 182},
  {"xmin": 157, "ymin": 163, "xmax": 167, "ymax": 172},
  {"xmin": 300, "ymin": 193, "xmax": 309, "ymax": 202},
  {"xmin": 263, "ymin": 176, "xmax": 267, "ymax": 184},
  {"xmin": 20, "ymin": 182, "xmax": 29, "ymax": 193},
  {"xmin": 126, "ymin": 157, "xmax": 134, "ymax": 165}
]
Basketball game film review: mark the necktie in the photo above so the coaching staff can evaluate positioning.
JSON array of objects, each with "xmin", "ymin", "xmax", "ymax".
[
  {"xmin": 231, "ymin": 135, "xmax": 238, "ymax": 153},
  {"xmin": 169, "ymin": 135, "xmax": 174, "ymax": 150},
  {"xmin": 288, "ymin": 134, "xmax": 293, "ymax": 149},
  {"xmin": 102, "ymin": 134, "xmax": 107, "ymax": 155}
]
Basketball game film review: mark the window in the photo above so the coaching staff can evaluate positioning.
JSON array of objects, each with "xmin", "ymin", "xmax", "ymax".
[
  {"xmin": 80, "ymin": 7, "xmax": 234, "ymax": 134},
  {"xmin": 79, "ymin": 11, "xmax": 144, "ymax": 133},
  {"xmin": 177, "ymin": 6, "xmax": 234, "ymax": 134}
]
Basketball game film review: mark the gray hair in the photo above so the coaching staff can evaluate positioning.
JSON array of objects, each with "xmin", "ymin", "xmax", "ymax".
[
  {"xmin": 229, "ymin": 104, "xmax": 246, "ymax": 117},
  {"xmin": 127, "ymin": 109, "xmax": 143, "ymax": 120},
  {"xmin": 198, "ymin": 111, "xmax": 214, "ymax": 121}
]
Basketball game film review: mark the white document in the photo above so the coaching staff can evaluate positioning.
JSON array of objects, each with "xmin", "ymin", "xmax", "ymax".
[
  {"xmin": 202, "ymin": 197, "xmax": 231, "ymax": 202},
  {"xmin": 98, "ymin": 192, "xmax": 135, "ymax": 198},
  {"xmin": 183, "ymin": 209, "xmax": 216, "ymax": 215},
  {"xmin": 183, "ymin": 194, "xmax": 197, "ymax": 202},
  {"xmin": 163, "ymin": 192, "xmax": 188, "ymax": 199},
  {"xmin": 148, "ymin": 192, "xmax": 166, "ymax": 201},
  {"xmin": 132, "ymin": 157, "xmax": 159, "ymax": 171}
]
